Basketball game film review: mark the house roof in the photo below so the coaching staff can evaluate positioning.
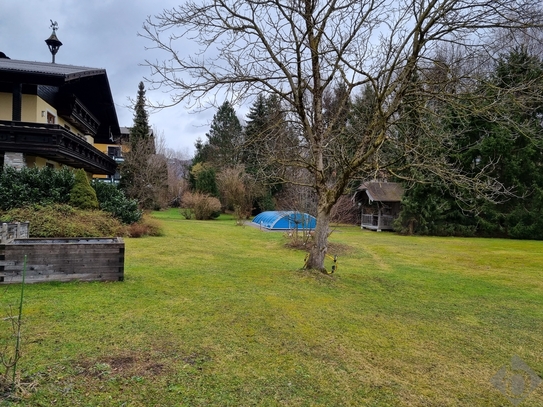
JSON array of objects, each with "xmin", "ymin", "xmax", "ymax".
[
  {"xmin": 357, "ymin": 182, "xmax": 404, "ymax": 202},
  {"xmin": 0, "ymin": 58, "xmax": 120, "ymax": 142},
  {"xmin": 0, "ymin": 59, "xmax": 106, "ymax": 84}
]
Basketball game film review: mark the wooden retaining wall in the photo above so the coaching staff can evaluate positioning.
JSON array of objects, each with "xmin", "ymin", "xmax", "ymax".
[{"xmin": 0, "ymin": 237, "xmax": 124, "ymax": 284}]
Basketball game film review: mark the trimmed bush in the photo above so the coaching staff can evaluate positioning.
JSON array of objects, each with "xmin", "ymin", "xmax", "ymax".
[
  {"xmin": 0, "ymin": 166, "xmax": 75, "ymax": 210},
  {"xmin": 69, "ymin": 169, "xmax": 99, "ymax": 210}
]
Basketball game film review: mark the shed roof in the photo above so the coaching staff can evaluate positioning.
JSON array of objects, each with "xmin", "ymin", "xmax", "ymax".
[{"xmin": 357, "ymin": 182, "xmax": 404, "ymax": 202}]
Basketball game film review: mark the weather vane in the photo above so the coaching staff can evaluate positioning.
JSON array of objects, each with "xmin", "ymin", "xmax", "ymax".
[{"xmin": 45, "ymin": 20, "xmax": 62, "ymax": 63}]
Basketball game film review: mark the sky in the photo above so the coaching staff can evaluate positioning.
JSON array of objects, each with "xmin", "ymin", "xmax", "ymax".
[{"xmin": 0, "ymin": 0, "xmax": 220, "ymax": 157}]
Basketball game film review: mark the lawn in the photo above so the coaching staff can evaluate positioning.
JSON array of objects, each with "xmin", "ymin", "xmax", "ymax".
[{"xmin": 1, "ymin": 208, "xmax": 542, "ymax": 406}]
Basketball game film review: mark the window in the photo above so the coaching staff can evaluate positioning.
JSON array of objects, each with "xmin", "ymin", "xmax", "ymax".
[
  {"xmin": 47, "ymin": 112, "xmax": 55, "ymax": 124},
  {"xmin": 108, "ymin": 146, "xmax": 122, "ymax": 158}
]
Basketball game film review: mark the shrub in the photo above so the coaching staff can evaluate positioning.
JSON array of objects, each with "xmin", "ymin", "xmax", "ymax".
[
  {"xmin": 91, "ymin": 180, "xmax": 142, "ymax": 224},
  {"xmin": 180, "ymin": 207, "xmax": 193, "ymax": 220},
  {"xmin": 0, "ymin": 204, "xmax": 124, "ymax": 237},
  {"xmin": 0, "ymin": 166, "xmax": 74, "ymax": 210},
  {"xmin": 126, "ymin": 214, "xmax": 164, "ymax": 238},
  {"xmin": 181, "ymin": 192, "xmax": 221, "ymax": 220},
  {"xmin": 69, "ymin": 169, "xmax": 99, "ymax": 210}
]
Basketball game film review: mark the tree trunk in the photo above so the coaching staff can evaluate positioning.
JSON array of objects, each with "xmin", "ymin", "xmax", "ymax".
[{"xmin": 306, "ymin": 200, "xmax": 331, "ymax": 272}]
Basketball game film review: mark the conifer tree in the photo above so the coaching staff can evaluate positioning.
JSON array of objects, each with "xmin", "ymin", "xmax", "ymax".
[
  {"xmin": 130, "ymin": 81, "xmax": 151, "ymax": 146},
  {"xmin": 70, "ymin": 169, "xmax": 99, "ymax": 210},
  {"xmin": 397, "ymin": 48, "xmax": 543, "ymax": 238},
  {"xmin": 204, "ymin": 101, "xmax": 242, "ymax": 170},
  {"xmin": 120, "ymin": 81, "xmax": 168, "ymax": 209}
]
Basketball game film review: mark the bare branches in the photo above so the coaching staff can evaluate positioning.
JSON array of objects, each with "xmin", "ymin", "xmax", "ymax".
[{"xmin": 142, "ymin": 0, "xmax": 543, "ymax": 269}]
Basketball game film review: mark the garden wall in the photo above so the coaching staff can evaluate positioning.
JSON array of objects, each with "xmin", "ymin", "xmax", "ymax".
[
  {"xmin": 0, "ymin": 222, "xmax": 30, "ymax": 243},
  {"xmin": 0, "ymin": 237, "xmax": 124, "ymax": 284}
]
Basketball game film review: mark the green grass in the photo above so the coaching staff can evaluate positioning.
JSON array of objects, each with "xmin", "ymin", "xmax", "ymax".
[{"xmin": 1, "ymin": 208, "xmax": 542, "ymax": 406}]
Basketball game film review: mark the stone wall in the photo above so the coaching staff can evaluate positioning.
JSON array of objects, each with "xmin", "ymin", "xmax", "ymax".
[
  {"xmin": 0, "ymin": 222, "xmax": 30, "ymax": 243},
  {"xmin": 3, "ymin": 152, "xmax": 25, "ymax": 169}
]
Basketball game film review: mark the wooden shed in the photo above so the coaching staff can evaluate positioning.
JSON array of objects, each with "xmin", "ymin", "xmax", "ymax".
[{"xmin": 353, "ymin": 182, "xmax": 404, "ymax": 231}]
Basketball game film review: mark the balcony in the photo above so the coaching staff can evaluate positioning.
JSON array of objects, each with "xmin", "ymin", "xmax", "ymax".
[{"xmin": 0, "ymin": 120, "xmax": 116, "ymax": 175}]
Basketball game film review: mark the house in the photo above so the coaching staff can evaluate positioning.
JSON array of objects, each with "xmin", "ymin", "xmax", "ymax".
[
  {"xmin": 353, "ymin": 181, "xmax": 404, "ymax": 231},
  {"xmin": 93, "ymin": 126, "xmax": 131, "ymax": 183},
  {"xmin": 0, "ymin": 50, "xmax": 120, "ymax": 179},
  {"xmin": 93, "ymin": 125, "xmax": 160, "ymax": 183}
]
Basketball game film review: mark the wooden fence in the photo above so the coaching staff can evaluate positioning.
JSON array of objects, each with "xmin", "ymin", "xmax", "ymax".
[{"xmin": 0, "ymin": 237, "xmax": 124, "ymax": 284}]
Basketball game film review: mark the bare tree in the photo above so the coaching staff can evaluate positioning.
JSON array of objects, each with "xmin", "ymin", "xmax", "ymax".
[
  {"xmin": 121, "ymin": 130, "xmax": 169, "ymax": 210},
  {"xmin": 160, "ymin": 140, "xmax": 192, "ymax": 207},
  {"xmin": 142, "ymin": 0, "xmax": 542, "ymax": 271},
  {"xmin": 217, "ymin": 165, "xmax": 262, "ymax": 224}
]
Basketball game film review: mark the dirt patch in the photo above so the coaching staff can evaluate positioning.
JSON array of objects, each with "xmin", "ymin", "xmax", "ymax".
[
  {"xmin": 77, "ymin": 353, "xmax": 165, "ymax": 379},
  {"xmin": 76, "ymin": 349, "xmax": 212, "ymax": 380}
]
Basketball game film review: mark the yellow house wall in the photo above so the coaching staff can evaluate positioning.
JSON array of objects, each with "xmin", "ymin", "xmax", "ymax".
[
  {"xmin": 94, "ymin": 143, "xmax": 109, "ymax": 155},
  {"xmin": 19, "ymin": 96, "xmax": 84, "ymax": 136},
  {"xmin": 2, "ymin": 94, "xmax": 89, "ymax": 140},
  {"xmin": 0, "ymin": 92, "xmax": 13, "ymax": 120},
  {"xmin": 93, "ymin": 143, "xmax": 112, "ymax": 179},
  {"xmin": 21, "ymin": 95, "xmax": 40, "ymax": 122},
  {"xmin": 92, "ymin": 143, "xmax": 125, "ymax": 180},
  {"xmin": 93, "ymin": 142, "xmax": 128, "ymax": 155},
  {"xmin": 25, "ymin": 155, "xmax": 62, "ymax": 169}
]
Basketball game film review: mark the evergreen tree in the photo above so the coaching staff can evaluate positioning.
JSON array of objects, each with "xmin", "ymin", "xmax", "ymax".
[
  {"xmin": 243, "ymin": 94, "xmax": 294, "ymax": 211},
  {"xmin": 130, "ymin": 81, "xmax": 152, "ymax": 145},
  {"xmin": 70, "ymin": 169, "xmax": 99, "ymax": 210},
  {"xmin": 204, "ymin": 101, "xmax": 243, "ymax": 170},
  {"xmin": 244, "ymin": 95, "xmax": 282, "ymax": 177},
  {"xmin": 398, "ymin": 48, "xmax": 543, "ymax": 238},
  {"xmin": 120, "ymin": 82, "xmax": 168, "ymax": 209},
  {"xmin": 187, "ymin": 101, "xmax": 242, "ymax": 198},
  {"xmin": 461, "ymin": 48, "xmax": 543, "ymax": 238},
  {"xmin": 190, "ymin": 162, "xmax": 219, "ymax": 197}
]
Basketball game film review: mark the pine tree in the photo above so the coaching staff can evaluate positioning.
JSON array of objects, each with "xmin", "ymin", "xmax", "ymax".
[
  {"xmin": 204, "ymin": 101, "xmax": 243, "ymax": 170},
  {"xmin": 243, "ymin": 94, "xmax": 293, "ymax": 178},
  {"xmin": 120, "ymin": 82, "xmax": 168, "ymax": 209},
  {"xmin": 243, "ymin": 94, "xmax": 293, "ymax": 211},
  {"xmin": 130, "ymin": 81, "xmax": 151, "ymax": 145}
]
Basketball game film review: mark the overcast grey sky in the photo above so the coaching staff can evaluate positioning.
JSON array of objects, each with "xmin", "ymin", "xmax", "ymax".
[{"xmin": 0, "ymin": 0, "xmax": 219, "ymax": 156}]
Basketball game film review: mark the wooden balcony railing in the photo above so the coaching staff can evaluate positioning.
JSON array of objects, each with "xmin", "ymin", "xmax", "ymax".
[{"xmin": 0, "ymin": 120, "xmax": 116, "ymax": 175}]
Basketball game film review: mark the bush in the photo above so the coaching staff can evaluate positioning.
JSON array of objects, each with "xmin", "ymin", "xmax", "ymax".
[
  {"xmin": 181, "ymin": 192, "xmax": 221, "ymax": 220},
  {"xmin": 126, "ymin": 214, "xmax": 164, "ymax": 238},
  {"xmin": 69, "ymin": 169, "xmax": 99, "ymax": 210},
  {"xmin": 0, "ymin": 166, "xmax": 75, "ymax": 210},
  {"xmin": 0, "ymin": 204, "xmax": 124, "ymax": 238},
  {"xmin": 92, "ymin": 181, "xmax": 142, "ymax": 224}
]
